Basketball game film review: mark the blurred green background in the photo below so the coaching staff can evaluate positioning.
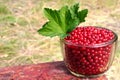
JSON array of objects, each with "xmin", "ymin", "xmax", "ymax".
[{"xmin": 0, "ymin": 0, "xmax": 120, "ymax": 79}]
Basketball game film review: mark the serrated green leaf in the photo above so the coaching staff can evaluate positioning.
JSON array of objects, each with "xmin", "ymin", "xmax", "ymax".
[
  {"xmin": 38, "ymin": 6, "xmax": 70, "ymax": 38},
  {"xmin": 67, "ymin": 18, "xmax": 79, "ymax": 32},
  {"xmin": 70, "ymin": 3, "xmax": 79, "ymax": 18},
  {"xmin": 44, "ymin": 8, "xmax": 61, "ymax": 26},
  {"xmin": 38, "ymin": 21, "xmax": 66, "ymax": 38},
  {"xmin": 78, "ymin": 9, "xmax": 88, "ymax": 23},
  {"xmin": 38, "ymin": 3, "xmax": 88, "ymax": 38},
  {"xmin": 59, "ymin": 6, "xmax": 70, "ymax": 33}
]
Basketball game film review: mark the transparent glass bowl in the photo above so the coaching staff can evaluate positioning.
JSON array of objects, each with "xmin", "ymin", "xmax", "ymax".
[{"xmin": 60, "ymin": 27, "xmax": 118, "ymax": 78}]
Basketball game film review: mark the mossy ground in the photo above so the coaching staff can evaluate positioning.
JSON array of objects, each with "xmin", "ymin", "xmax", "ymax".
[{"xmin": 0, "ymin": 0, "xmax": 120, "ymax": 79}]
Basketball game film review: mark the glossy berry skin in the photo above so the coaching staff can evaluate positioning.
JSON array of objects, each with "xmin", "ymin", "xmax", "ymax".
[{"xmin": 62, "ymin": 26, "xmax": 117, "ymax": 76}]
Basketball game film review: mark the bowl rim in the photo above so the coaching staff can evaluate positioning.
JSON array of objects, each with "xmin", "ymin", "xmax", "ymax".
[{"xmin": 62, "ymin": 26, "xmax": 118, "ymax": 48}]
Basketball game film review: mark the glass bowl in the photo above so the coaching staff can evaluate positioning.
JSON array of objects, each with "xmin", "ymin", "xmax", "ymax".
[{"xmin": 60, "ymin": 27, "xmax": 118, "ymax": 78}]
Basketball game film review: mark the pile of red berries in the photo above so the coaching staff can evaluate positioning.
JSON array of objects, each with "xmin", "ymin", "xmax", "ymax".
[{"xmin": 64, "ymin": 26, "xmax": 115, "ymax": 75}]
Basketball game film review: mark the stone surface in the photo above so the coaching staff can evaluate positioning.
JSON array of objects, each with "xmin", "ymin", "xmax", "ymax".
[{"xmin": 0, "ymin": 61, "xmax": 108, "ymax": 80}]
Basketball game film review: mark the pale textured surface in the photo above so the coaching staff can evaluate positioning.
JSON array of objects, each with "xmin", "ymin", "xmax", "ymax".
[{"xmin": 0, "ymin": 0, "xmax": 120, "ymax": 80}]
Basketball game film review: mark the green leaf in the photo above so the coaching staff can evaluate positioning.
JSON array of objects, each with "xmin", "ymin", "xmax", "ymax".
[
  {"xmin": 38, "ymin": 3, "xmax": 88, "ymax": 38},
  {"xmin": 38, "ymin": 21, "xmax": 66, "ymax": 38},
  {"xmin": 70, "ymin": 3, "xmax": 79, "ymax": 18},
  {"xmin": 59, "ymin": 6, "xmax": 70, "ymax": 33},
  {"xmin": 67, "ymin": 18, "xmax": 79, "ymax": 33},
  {"xmin": 78, "ymin": 9, "xmax": 88, "ymax": 23},
  {"xmin": 44, "ymin": 8, "xmax": 61, "ymax": 26},
  {"xmin": 38, "ymin": 6, "xmax": 70, "ymax": 38}
]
